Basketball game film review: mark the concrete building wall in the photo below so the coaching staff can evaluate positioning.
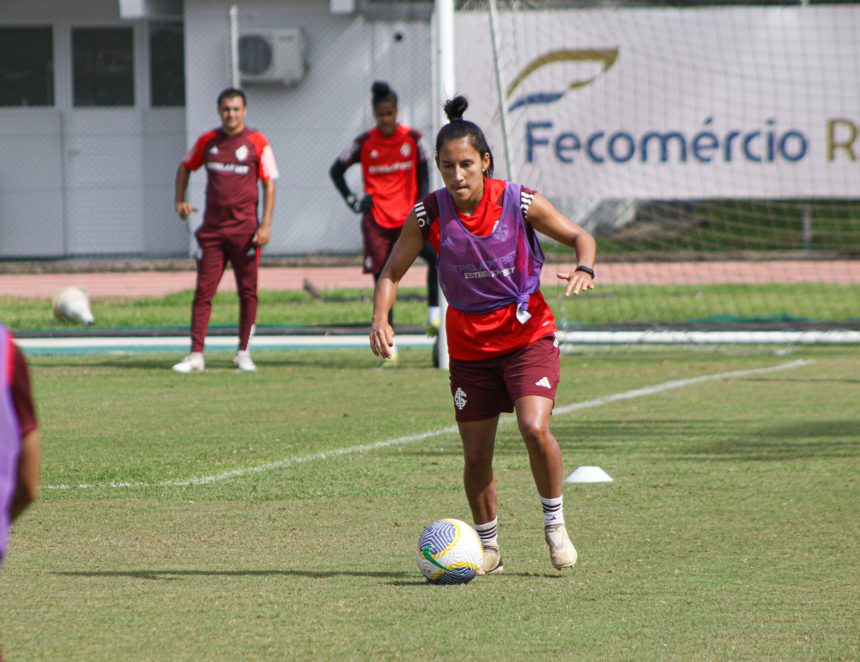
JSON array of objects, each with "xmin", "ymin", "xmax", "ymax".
[
  {"xmin": 182, "ymin": 0, "xmax": 434, "ymax": 256},
  {"xmin": 0, "ymin": 0, "xmax": 434, "ymax": 258}
]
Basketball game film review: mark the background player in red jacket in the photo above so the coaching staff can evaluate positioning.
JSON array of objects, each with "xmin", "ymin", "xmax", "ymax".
[
  {"xmin": 370, "ymin": 96, "xmax": 596, "ymax": 575},
  {"xmin": 1, "ymin": 324, "xmax": 40, "ymax": 571},
  {"xmin": 330, "ymin": 81, "xmax": 438, "ymax": 365},
  {"xmin": 173, "ymin": 88, "xmax": 279, "ymax": 373}
]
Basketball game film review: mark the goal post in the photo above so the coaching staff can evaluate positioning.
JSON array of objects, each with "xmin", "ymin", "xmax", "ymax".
[{"xmin": 438, "ymin": 0, "xmax": 859, "ymax": 353}]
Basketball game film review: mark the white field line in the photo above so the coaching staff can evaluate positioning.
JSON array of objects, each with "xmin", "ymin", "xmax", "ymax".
[{"xmin": 44, "ymin": 359, "xmax": 812, "ymax": 491}]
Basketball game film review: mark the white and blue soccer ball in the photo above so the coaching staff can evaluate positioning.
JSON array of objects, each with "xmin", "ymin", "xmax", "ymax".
[{"xmin": 416, "ymin": 518, "xmax": 484, "ymax": 585}]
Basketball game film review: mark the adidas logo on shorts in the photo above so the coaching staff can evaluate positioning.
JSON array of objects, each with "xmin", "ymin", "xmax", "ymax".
[{"xmin": 535, "ymin": 376, "xmax": 552, "ymax": 389}]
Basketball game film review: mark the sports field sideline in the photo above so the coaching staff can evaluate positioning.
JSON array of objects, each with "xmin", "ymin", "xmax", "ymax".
[
  {"xmin": 6, "ymin": 259, "xmax": 859, "ymax": 354},
  {"xmin": 3, "ymin": 259, "xmax": 859, "ymax": 298}
]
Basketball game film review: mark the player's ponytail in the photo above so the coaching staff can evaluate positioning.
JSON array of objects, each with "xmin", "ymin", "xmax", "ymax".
[
  {"xmin": 436, "ymin": 96, "xmax": 495, "ymax": 178},
  {"xmin": 371, "ymin": 81, "xmax": 398, "ymax": 110}
]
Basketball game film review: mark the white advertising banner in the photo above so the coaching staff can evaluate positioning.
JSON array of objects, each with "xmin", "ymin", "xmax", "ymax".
[{"xmin": 456, "ymin": 7, "xmax": 859, "ymax": 199}]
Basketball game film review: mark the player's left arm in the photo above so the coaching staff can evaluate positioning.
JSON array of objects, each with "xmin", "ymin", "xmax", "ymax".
[
  {"xmin": 253, "ymin": 136, "xmax": 279, "ymax": 247},
  {"xmin": 254, "ymin": 179, "xmax": 276, "ymax": 247},
  {"xmin": 11, "ymin": 428, "xmax": 39, "ymax": 522},
  {"xmin": 526, "ymin": 192, "xmax": 597, "ymax": 296},
  {"xmin": 10, "ymin": 345, "xmax": 39, "ymax": 521}
]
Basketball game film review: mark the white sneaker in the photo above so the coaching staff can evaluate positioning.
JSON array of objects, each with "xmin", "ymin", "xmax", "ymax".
[
  {"xmin": 172, "ymin": 352, "xmax": 204, "ymax": 373},
  {"xmin": 544, "ymin": 523, "xmax": 577, "ymax": 570},
  {"xmin": 476, "ymin": 545, "xmax": 504, "ymax": 576},
  {"xmin": 234, "ymin": 350, "xmax": 257, "ymax": 372},
  {"xmin": 426, "ymin": 306, "xmax": 441, "ymax": 337}
]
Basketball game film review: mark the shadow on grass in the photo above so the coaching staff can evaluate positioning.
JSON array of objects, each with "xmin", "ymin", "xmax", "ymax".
[
  {"xmin": 385, "ymin": 571, "xmax": 565, "ymax": 587},
  {"xmin": 678, "ymin": 421, "xmax": 859, "ymax": 462},
  {"xmin": 547, "ymin": 418, "xmax": 860, "ymax": 462},
  {"xmin": 54, "ymin": 568, "xmax": 413, "ymax": 581},
  {"xmin": 744, "ymin": 376, "xmax": 860, "ymax": 385},
  {"xmin": 55, "ymin": 568, "xmax": 566, "ymax": 584}
]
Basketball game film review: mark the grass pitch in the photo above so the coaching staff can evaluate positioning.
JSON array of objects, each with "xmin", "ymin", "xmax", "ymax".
[
  {"xmin": 1, "ymin": 346, "xmax": 858, "ymax": 660},
  {"xmin": 3, "ymin": 282, "xmax": 859, "ymax": 333}
]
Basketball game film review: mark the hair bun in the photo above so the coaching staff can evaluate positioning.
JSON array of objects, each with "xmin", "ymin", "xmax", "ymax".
[
  {"xmin": 372, "ymin": 81, "xmax": 391, "ymax": 97},
  {"xmin": 444, "ymin": 96, "xmax": 469, "ymax": 122}
]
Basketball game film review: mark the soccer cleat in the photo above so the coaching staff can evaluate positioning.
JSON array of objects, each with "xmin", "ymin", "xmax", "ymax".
[
  {"xmin": 234, "ymin": 350, "xmax": 257, "ymax": 372},
  {"xmin": 172, "ymin": 352, "xmax": 204, "ymax": 373},
  {"xmin": 476, "ymin": 545, "xmax": 504, "ymax": 576},
  {"xmin": 544, "ymin": 523, "xmax": 577, "ymax": 570}
]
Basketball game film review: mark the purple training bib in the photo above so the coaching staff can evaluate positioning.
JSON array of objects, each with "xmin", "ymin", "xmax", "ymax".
[
  {"xmin": 0, "ymin": 325, "xmax": 22, "ymax": 563},
  {"xmin": 436, "ymin": 181, "xmax": 544, "ymax": 322}
]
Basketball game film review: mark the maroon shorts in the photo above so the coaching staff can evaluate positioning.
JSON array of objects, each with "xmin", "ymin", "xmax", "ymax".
[
  {"xmin": 361, "ymin": 213, "xmax": 402, "ymax": 275},
  {"xmin": 448, "ymin": 335, "xmax": 560, "ymax": 422}
]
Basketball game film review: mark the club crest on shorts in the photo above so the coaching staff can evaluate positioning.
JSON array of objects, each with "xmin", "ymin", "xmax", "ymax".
[{"xmin": 453, "ymin": 387, "xmax": 467, "ymax": 410}]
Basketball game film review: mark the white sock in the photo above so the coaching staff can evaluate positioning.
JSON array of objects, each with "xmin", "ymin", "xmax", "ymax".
[
  {"xmin": 474, "ymin": 518, "xmax": 498, "ymax": 548},
  {"xmin": 540, "ymin": 495, "xmax": 565, "ymax": 527}
]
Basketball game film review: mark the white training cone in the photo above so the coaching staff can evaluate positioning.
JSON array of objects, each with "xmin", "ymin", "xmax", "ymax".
[
  {"xmin": 565, "ymin": 466, "xmax": 613, "ymax": 484},
  {"xmin": 52, "ymin": 286, "xmax": 95, "ymax": 325}
]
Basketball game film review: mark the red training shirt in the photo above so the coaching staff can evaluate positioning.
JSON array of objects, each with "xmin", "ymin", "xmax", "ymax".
[
  {"xmin": 338, "ymin": 124, "xmax": 426, "ymax": 229},
  {"xmin": 420, "ymin": 178, "xmax": 557, "ymax": 361},
  {"xmin": 183, "ymin": 127, "xmax": 279, "ymax": 234}
]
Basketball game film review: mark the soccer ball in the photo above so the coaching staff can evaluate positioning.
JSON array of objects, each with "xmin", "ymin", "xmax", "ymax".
[
  {"xmin": 52, "ymin": 286, "xmax": 95, "ymax": 325},
  {"xmin": 415, "ymin": 518, "xmax": 484, "ymax": 585}
]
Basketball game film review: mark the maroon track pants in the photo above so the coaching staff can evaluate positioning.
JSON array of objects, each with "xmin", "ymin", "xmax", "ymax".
[{"xmin": 190, "ymin": 230, "xmax": 260, "ymax": 353}]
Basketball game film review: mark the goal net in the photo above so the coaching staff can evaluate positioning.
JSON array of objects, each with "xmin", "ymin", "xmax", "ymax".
[{"xmin": 452, "ymin": 0, "xmax": 860, "ymax": 343}]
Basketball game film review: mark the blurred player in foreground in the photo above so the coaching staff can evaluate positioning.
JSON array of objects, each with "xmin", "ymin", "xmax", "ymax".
[
  {"xmin": 330, "ymin": 81, "xmax": 438, "ymax": 366},
  {"xmin": 1, "ymin": 324, "xmax": 40, "ymax": 570},
  {"xmin": 173, "ymin": 88, "xmax": 279, "ymax": 373},
  {"xmin": 370, "ymin": 96, "xmax": 596, "ymax": 574}
]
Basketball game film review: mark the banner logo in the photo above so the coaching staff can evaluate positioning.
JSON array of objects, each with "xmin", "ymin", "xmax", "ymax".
[{"xmin": 507, "ymin": 48, "xmax": 619, "ymax": 112}]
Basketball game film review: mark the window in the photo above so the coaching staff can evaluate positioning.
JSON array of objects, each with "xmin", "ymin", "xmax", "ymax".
[
  {"xmin": 0, "ymin": 27, "xmax": 54, "ymax": 107},
  {"xmin": 150, "ymin": 22, "xmax": 185, "ymax": 107},
  {"xmin": 73, "ymin": 28, "xmax": 134, "ymax": 107}
]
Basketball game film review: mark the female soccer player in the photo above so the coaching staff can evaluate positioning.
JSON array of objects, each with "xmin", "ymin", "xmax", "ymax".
[
  {"xmin": 370, "ymin": 96, "xmax": 596, "ymax": 574},
  {"xmin": 1, "ymin": 324, "xmax": 40, "ymax": 570},
  {"xmin": 330, "ymin": 81, "xmax": 440, "ymax": 364}
]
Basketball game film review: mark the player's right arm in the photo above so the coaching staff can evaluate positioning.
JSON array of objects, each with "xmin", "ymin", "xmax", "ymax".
[
  {"xmin": 174, "ymin": 163, "xmax": 194, "ymax": 219},
  {"xmin": 370, "ymin": 212, "xmax": 425, "ymax": 358},
  {"xmin": 175, "ymin": 132, "xmax": 212, "ymax": 220},
  {"xmin": 329, "ymin": 135, "xmax": 368, "ymax": 213}
]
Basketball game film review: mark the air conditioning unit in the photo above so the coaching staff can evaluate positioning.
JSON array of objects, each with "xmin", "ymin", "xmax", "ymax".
[{"xmin": 239, "ymin": 28, "xmax": 307, "ymax": 86}]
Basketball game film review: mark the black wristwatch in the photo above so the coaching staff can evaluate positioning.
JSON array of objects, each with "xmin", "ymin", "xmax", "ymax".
[{"xmin": 575, "ymin": 265, "xmax": 595, "ymax": 279}]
